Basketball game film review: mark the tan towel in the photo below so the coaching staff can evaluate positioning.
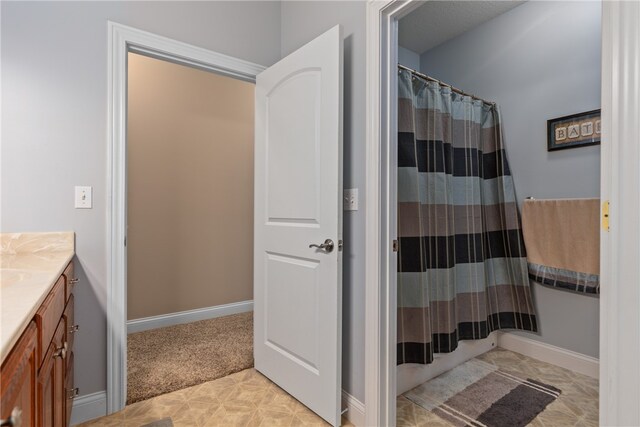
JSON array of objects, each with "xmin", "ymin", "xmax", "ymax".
[{"xmin": 522, "ymin": 198, "xmax": 600, "ymax": 294}]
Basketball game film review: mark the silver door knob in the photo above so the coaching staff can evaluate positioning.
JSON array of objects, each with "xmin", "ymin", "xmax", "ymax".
[{"xmin": 309, "ymin": 239, "xmax": 334, "ymax": 253}]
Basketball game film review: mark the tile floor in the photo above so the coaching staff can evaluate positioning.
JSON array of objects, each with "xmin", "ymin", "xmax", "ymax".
[
  {"xmin": 397, "ymin": 348, "xmax": 599, "ymax": 427},
  {"xmin": 80, "ymin": 349, "xmax": 598, "ymax": 427},
  {"xmin": 78, "ymin": 368, "xmax": 353, "ymax": 427}
]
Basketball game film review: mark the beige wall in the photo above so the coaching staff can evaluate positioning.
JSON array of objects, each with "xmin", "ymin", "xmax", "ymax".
[{"xmin": 127, "ymin": 53, "xmax": 254, "ymax": 320}]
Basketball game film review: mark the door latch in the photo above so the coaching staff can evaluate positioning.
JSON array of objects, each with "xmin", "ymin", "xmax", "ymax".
[
  {"xmin": 392, "ymin": 239, "xmax": 399, "ymax": 252},
  {"xmin": 602, "ymin": 201, "xmax": 610, "ymax": 231}
]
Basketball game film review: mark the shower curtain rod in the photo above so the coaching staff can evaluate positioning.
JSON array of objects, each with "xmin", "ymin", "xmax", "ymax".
[{"xmin": 398, "ymin": 64, "xmax": 496, "ymax": 105}]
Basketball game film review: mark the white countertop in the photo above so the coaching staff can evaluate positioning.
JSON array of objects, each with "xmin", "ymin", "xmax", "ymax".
[{"xmin": 0, "ymin": 232, "xmax": 75, "ymax": 364}]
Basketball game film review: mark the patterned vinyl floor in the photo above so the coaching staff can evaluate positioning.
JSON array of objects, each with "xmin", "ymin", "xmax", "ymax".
[
  {"xmin": 79, "ymin": 348, "xmax": 597, "ymax": 426},
  {"xmin": 78, "ymin": 368, "xmax": 352, "ymax": 427}
]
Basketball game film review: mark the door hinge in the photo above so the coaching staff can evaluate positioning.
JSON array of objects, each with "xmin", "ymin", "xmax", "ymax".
[
  {"xmin": 124, "ymin": 236, "xmax": 127, "ymax": 247},
  {"xmin": 602, "ymin": 201, "xmax": 610, "ymax": 231},
  {"xmin": 392, "ymin": 239, "xmax": 399, "ymax": 252}
]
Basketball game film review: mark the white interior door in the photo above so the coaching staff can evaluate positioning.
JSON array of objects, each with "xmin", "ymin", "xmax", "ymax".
[{"xmin": 253, "ymin": 25, "xmax": 343, "ymax": 426}]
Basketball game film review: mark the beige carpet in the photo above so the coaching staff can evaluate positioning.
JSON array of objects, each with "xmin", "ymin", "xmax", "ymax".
[{"xmin": 127, "ymin": 311, "xmax": 253, "ymax": 404}]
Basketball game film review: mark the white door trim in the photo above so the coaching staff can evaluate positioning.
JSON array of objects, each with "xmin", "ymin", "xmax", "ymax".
[
  {"xmin": 364, "ymin": 2, "xmax": 424, "ymax": 425},
  {"xmin": 599, "ymin": 2, "xmax": 640, "ymax": 425},
  {"xmin": 365, "ymin": 1, "xmax": 639, "ymax": 426},
  {"xmin": 106, "ymin": 22, "xmax": 265, "ymax": 414}
]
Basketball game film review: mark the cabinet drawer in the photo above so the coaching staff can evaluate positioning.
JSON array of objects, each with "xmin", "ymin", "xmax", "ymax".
[
  {"xmin": 0, "ymin": 322, "xmax": 37, "ymax": 427},
  {"xmin": 35, "ymin": 276, "xmax": 65, "ymax": 368},
  {"xmin": 62, "ymin": 261, "xmax": 77, "ymax": 302},
  {"xmin": 63, "ymin": 294, "xmax": 76, "ymax": 356}
]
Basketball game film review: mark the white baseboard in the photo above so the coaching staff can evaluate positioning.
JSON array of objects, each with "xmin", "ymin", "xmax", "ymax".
[
  {"xmin": 70, "ymin": 391, "xmax": 107, "ymax": 426},
  {"xmin": 497, "ymin": 332, "xmax": 599, "ymax": 379},
  {"xmin": 397, "ymin": 332, "xmax": 498, "ymax": 395},
  {"xmin": 70, "ymin": 389, "xmax": 362, "ymax": 426},
  {"xmin": 341, "ymin": 390, "xmax": 365, "ymax": 427},
  {"xmin": 127, "ymin": 300, "xmax": 253, "ymax": 334}
]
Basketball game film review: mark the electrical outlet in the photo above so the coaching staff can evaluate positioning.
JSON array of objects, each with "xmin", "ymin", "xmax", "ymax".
[
  {"xmin": 344, "ymin": 188, "xmax": 358, "ymax": 211},
  {"xmin": 75, "ymin": 186, "xmax": 92, "ymax": 209}
]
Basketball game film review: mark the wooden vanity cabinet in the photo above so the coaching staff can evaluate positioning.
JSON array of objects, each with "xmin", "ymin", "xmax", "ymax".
[
  {"xmin": 0, "ymin": 260, "xmax": 77, "ymax": 427},
  {"xmin": 37, "ymin": 319, "xmax": 66, "ymax": 427},
  {"xmin": 61, "ymin": 263, "xmax": 76, "ymax": 304},
  {"xmin": 0, "ymin": 322, "xmax": 38, "ymax": 427}
]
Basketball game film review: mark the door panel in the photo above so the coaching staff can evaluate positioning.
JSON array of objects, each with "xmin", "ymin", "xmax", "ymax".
[
  {"xmin": 254, "ymin": 25, "xmax": 343, "ymax": 426},
  {"xmin": 264, "ymin": 252, "xmax": 320, "ymax": 371},
  {"xmin": 266, "ymin": 70, "xmax": 322, "ymax": 224}
]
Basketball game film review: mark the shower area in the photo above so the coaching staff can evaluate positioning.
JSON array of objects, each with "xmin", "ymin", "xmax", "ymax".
[
  {"xmin": 395, "ymin": 65, "xmax": 537, "ymax": 392},
  {"xmin": 393, "ymin": 1, "xmax": 602, "ymax": 426}
]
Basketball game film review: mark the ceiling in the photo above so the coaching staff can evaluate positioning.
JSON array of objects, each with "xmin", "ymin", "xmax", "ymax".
[{"xmin": 398, "ymin": 1, "xmax": 525, "ymax": 54}]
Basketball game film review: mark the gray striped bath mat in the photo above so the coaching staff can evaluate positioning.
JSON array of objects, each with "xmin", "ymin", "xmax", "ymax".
[{"xmin": 404, "ymin": 358, "xmax": 561, "ymax": 427}]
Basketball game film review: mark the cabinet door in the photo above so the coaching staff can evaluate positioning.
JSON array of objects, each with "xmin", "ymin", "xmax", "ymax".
[
  {"xmin": 35, "ymin": 277, "xmax": 65, "ymax": 368},
  {"xmin": 63, "ymin": 295, "xmax": 75, "ymax": 358},
  {"xmin": 0, "ymin": 322, "xmax": 38, "ymax": 427},
  {"xmin": 62, "ymin": 261, "xmax": 76, "ymax": 301},
  {"xmin": 38, "ymin": 319, "xmax": 66, "ymax": 427},
  {"xmin": 64, "ymin": 352, "xmax": 74, "ymax": 427}
]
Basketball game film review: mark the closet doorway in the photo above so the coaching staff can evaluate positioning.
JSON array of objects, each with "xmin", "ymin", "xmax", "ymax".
[
  {"xmin": 107, "ymin": 23, "xmax": 345, "ymax": 425},
  {"xmin": 125, "ymin": 52, "xmax": 255, "ymax": 404}
]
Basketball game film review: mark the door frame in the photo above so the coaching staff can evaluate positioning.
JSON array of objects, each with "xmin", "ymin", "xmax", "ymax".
[
  {"xmin": 364, "ymin": 1, "xmax": 640, "ymax": 426},
  {"xmin": 106, "ymin": 22, "xmax": 265, "ymax": 414}
]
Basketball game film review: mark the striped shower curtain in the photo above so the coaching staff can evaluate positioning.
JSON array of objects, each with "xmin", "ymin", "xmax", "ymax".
[{"xmin": 397, "ymin": 68, "xmax": 538, "ymax": 365}]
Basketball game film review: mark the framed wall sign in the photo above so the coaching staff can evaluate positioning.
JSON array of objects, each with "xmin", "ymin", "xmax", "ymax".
[{"xmin": 547, "ymin": 109, "xmax": 601, "ymax": 151}]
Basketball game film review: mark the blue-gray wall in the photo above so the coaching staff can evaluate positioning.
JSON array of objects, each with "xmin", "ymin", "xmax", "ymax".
[
  {"xmin": 1, "ymin": 0, "xmax": 282, "ymax": 399},
  {"xmin": 2, "ymin": 0, "xmax": 370, "ymax": 404},
  {"xmin": 420, "ymin": 1, "xmax": 601, "ymax": 357},
  {"xmin": 1, "ymin": 0, "xmax": 602, "ymax": 410},
  {"xmin": 398, "ymin": 46, "xmax": 420, "ymax": 71}
]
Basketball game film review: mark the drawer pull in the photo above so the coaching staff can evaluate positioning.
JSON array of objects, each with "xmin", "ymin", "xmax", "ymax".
[
  {"xmin": 67, "ymin": 388, "xmax": 79, "ymax": 400},
  {"xmin": 53, "ymin": 342, "xmax": 68, "ymax": 360},
  {"xmin": 0, "ymin": 407, "xmax": 22, "ymax": 427},
  {"xmin": 69, "ymin": 324, "xmax": 79, "ymax": 334},
  {"xmin": 69, "ymin": 278, "xmax": 79, "ymax": 284}
]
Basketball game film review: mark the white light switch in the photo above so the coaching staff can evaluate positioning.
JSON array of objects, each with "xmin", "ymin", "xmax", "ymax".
[
  {"xmin": 75, "ymin": 186, "xmax": 92, "ymax": 209},
  {"xmin": 344, "ymin": 188, "xmax": 358, "ymax": 211}
]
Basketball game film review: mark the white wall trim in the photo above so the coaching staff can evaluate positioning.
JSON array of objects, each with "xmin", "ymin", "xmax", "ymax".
[
  {"xmin": 127, "ymin": 300, "xmax": 253, "ymax": 334},
  {"xmin": 599, "ymin": 2, "xmax": 640, "ymax": 425},
  {"xmin": 364, "ymin": 2, "xmax": 429, "ymax": 426},
  {"xmin": 498, "ymin": 333, "xmax": 599, "ymax": 379},
  {"xmin": 341, "ymin": 390, "xmax": 365, "ymax": 427},
  {"xmin": 70, "ymin": 391, "xmax": 107, "ymax": 426},
  {"xmin": 107, "ymin": 21, "xmax": 265, "ymax": 415}
]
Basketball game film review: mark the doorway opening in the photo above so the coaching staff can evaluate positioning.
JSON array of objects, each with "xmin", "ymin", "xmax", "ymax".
[
  {"xmin": 394, "ymin": 2, "xmax": 601, "ymax": 425},
  {"xmin": 106, "ymin": 22, "xmax": 266, "ymax": 414},
  {"xmin": 361, "ymin": 0, "xmax": 640, "ymax": 425},
  {"xmin": 107, "ymin": 22, "xmax": 346, "ymax": 427},
  {"xmin": 125, "ymin": 51, "xmax": 255, "ymax": 404}
]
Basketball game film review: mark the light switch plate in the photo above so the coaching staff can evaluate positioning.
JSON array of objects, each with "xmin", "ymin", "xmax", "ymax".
[
  {"xmin": 344, "ymin": 188, "xmax": 358, "ymax": 211},
  {"xmin": 75, "ymin": 186, "xmax": 92, "ymax": 209}
]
